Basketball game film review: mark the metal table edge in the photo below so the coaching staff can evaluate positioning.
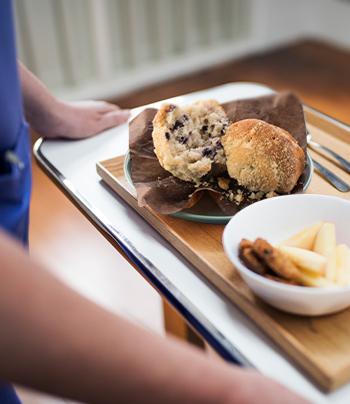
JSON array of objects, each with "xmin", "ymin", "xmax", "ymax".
[
  {"xmin": 33, "ymin": 137, "xmax": 251, "ymax": 368},
  {"xmin": 303, "ymin": 104, "xmax": 350, "ymax": 132}
]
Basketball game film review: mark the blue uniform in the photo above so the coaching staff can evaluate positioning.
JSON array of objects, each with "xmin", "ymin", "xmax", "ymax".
[
  {"xmin": 0, "ymin": 0, "xmax": 31, "ymax": 245},
  {"xmin": 0, "ymin": 0, "xmax": 31, "ymax": 402}
]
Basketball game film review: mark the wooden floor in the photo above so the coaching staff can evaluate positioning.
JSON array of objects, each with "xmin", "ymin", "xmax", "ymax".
[{"xmin": 24, "ymin": 39, "xmax": 350, "ymax": 403}]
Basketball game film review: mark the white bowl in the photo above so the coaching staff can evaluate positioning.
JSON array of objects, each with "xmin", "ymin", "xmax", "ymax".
[{"xmin": 222, "ymin": 194, "xmax": 350, "ymax": 316}]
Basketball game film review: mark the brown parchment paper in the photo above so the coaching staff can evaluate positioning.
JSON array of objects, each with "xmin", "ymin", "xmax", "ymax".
[{"xmin": 129, "ymin": 92, "xmax": 307, "ymax": 215}]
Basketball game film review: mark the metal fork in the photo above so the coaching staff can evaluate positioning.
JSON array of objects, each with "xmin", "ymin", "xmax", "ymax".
[
  {"xmin": 307, "ymin": 133, "xmax": 350, "ymax": 192},
  {"xmin": 307, "ymin": 133, "xmax": 350, "ymax": 174}
]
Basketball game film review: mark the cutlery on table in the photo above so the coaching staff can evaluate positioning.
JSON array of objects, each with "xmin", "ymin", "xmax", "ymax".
[
  {"xmin": 311, "ymin": 158, "xmax": 350, "ymax": 192},
  {"xmin": 307, "ymin": 133, "xmax": 350, "ymax": 174},
  {"xmin": 306, "ymin": 133, "xmax": 350, "ymax": 192}
]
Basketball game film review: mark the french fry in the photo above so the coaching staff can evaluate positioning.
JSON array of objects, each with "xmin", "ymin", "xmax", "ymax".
[
  {"xmin": 325, "ymin": 248, "xmax": 337, "ymax": 282},
  {"xmin": 277, "ymin": 245, "xmax": 326, "ymax": 275},
  {"xmin": 299, "ymin": 273, "xmax": 334, "ymax": 287},
  {"xmin": 313, "ymin": 222, "xmax": 336, "ymax": 257},
  {"xmin": 335, "ymin": 244, "xmax": 350, "ymax": 286},
  {"xmin": 313, "ymin": 222, "xmax": 337, "ymax": 282},
  {"xmin": 280, "ymin": 222, "xmax": 323, "ymax": 250}
]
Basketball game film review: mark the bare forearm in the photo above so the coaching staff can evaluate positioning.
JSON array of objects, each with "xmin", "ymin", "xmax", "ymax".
[
  {"xmin": 19, "ymin": 63, "xmax": 57, "ymax": 128},
  {"xmin": 0, "ymin": 232, "xmax": 272, "ymax": 403}
]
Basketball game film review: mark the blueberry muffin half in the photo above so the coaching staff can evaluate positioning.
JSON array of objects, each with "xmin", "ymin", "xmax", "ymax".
[{"xmin": 152, "ymin": 100, "xmax": 228, "ymax": 184}]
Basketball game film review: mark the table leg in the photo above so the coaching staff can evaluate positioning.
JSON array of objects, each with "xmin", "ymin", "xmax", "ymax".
[{"xmin": 162, "ymin": 299, "xmax": 205, "ymax": 349}]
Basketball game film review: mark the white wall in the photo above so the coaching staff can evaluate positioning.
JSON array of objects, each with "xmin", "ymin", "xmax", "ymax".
[
  {"xmin": 251, "ymin": 0, "xmax": 350, "ymax": 49},
  {"xmin": 303, "ymin": 0, "xmax": 350, "ymax": 48},
  {"xmin": 14, "ymin": 0, "xmax": 350, "ymax": 101}
]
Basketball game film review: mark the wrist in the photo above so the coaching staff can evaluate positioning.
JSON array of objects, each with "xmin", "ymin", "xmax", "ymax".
[{"xmin": 26, "ymin": 97, "xmax": 66, "ymax": 138}]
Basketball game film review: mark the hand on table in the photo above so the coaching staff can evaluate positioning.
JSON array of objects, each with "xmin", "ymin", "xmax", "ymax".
[
  {"xmin": 39, "ymin": 100, "xmax": 130, "ymax": 139},
  {"xmin": 19, "ymin": 63, "xmax": 130, "ymax": 139}
]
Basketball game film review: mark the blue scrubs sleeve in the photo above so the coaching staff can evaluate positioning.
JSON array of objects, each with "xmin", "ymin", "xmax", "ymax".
[{"xmin": 0, "ymin": 0, "xmax": 31, "ymax": 245}]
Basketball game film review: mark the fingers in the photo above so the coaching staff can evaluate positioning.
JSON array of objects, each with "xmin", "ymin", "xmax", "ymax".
[
  {"xmin": 98, "ymin": 109, "xmax": 130, "ymax": 131},
  {"xmin": 96, "ymin": 101, "xmax": 121, "ymax": 114},
  {"xmin": 55, "ymin": 100, "xmax": 129, "ymax": 138},
  {"xmin": 69, "ymin": 100, "xmax": 120, "ymax": 114}
]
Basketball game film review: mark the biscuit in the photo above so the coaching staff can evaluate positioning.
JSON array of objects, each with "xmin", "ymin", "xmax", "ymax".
[
  {"xmin": 152, "ymin": 100, "xmax": 228, "ymax": 183},
  {"xmin": 239, "ymin": 239, "xmax": 268, "ymax": 275},
  {"xmin": 222, "ymin": 119, "xmax": 305, "ymax": 193},
  {"xmin": 252, "ymin": 238, "xmax": 303, "ymax": 282}
]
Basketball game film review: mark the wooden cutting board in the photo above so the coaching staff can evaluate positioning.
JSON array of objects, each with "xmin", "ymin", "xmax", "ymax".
[{"xmin": 96, "ymin": 106, "xmax": 350, "ymax": 392}]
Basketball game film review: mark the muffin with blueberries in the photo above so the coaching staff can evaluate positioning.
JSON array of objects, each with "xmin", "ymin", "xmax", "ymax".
[{"xmin": 152, "ymin": 100, "xmax": 228, "ymax": 184}]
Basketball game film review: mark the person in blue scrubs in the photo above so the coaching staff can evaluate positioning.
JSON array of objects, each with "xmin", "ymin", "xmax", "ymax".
[
  {"xmin": 1, "ymin": 1, "xmax": 128, "ymax": 402},
  {"xmin": 0, "ymin": 1, "xmax": 305, "ymax": 403}
]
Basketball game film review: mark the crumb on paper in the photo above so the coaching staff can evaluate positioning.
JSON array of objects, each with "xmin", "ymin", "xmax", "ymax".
[
  {"xmin": 248, "ymin": 191, "xmax": 264, "ymax": 200},
  {"xmin": 266, "ymin": 191, "xmax": 277, "ymax": 198},
  {"xmin": 226, "ymin": 189, "xmax": 244, "ymax": 204},
  {"xmin": 218, "ymin": 177, "xmax": 230, "ymax": 191}
]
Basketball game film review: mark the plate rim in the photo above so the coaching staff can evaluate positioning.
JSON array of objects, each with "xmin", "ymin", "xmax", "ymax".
[{"xmin": 123, "ymin": 151, "xmax": 313, "ymax": 224}]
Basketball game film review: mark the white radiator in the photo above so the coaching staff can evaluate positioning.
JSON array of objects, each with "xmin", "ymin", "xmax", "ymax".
[{"xmin": 13, "ymin": 0, "xmax": 257, "ymax": 100}]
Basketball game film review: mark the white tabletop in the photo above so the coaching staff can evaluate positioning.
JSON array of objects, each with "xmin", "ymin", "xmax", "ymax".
[{"xmin": 34, "ymin": 82, "xmax": 350, "ymax": 403}]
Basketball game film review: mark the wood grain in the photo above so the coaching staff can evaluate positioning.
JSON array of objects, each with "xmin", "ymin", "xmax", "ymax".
[{"xmin": 97, "ymin": 107, "xmax": 350, "ymax": 392}]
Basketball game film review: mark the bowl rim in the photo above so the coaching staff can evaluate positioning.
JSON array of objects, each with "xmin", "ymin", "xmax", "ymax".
[{"xmin": 222, "ymin": 193, "xmax": 350, "ymax": 295}]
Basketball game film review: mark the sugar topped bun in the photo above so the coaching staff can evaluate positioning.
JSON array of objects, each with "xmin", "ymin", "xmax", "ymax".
[
  {"xmin": 222, "ymin": 119, "xmax": 305, "ymax": 193},
  {"xmin": 152, "ymin": 100, "xmax": 228, "ymax": 183}
]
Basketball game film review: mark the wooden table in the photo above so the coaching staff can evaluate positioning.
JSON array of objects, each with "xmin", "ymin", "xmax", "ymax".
[{"xmin": 34, "ymin": 81, "xmax": 350, "ymax": 403}]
